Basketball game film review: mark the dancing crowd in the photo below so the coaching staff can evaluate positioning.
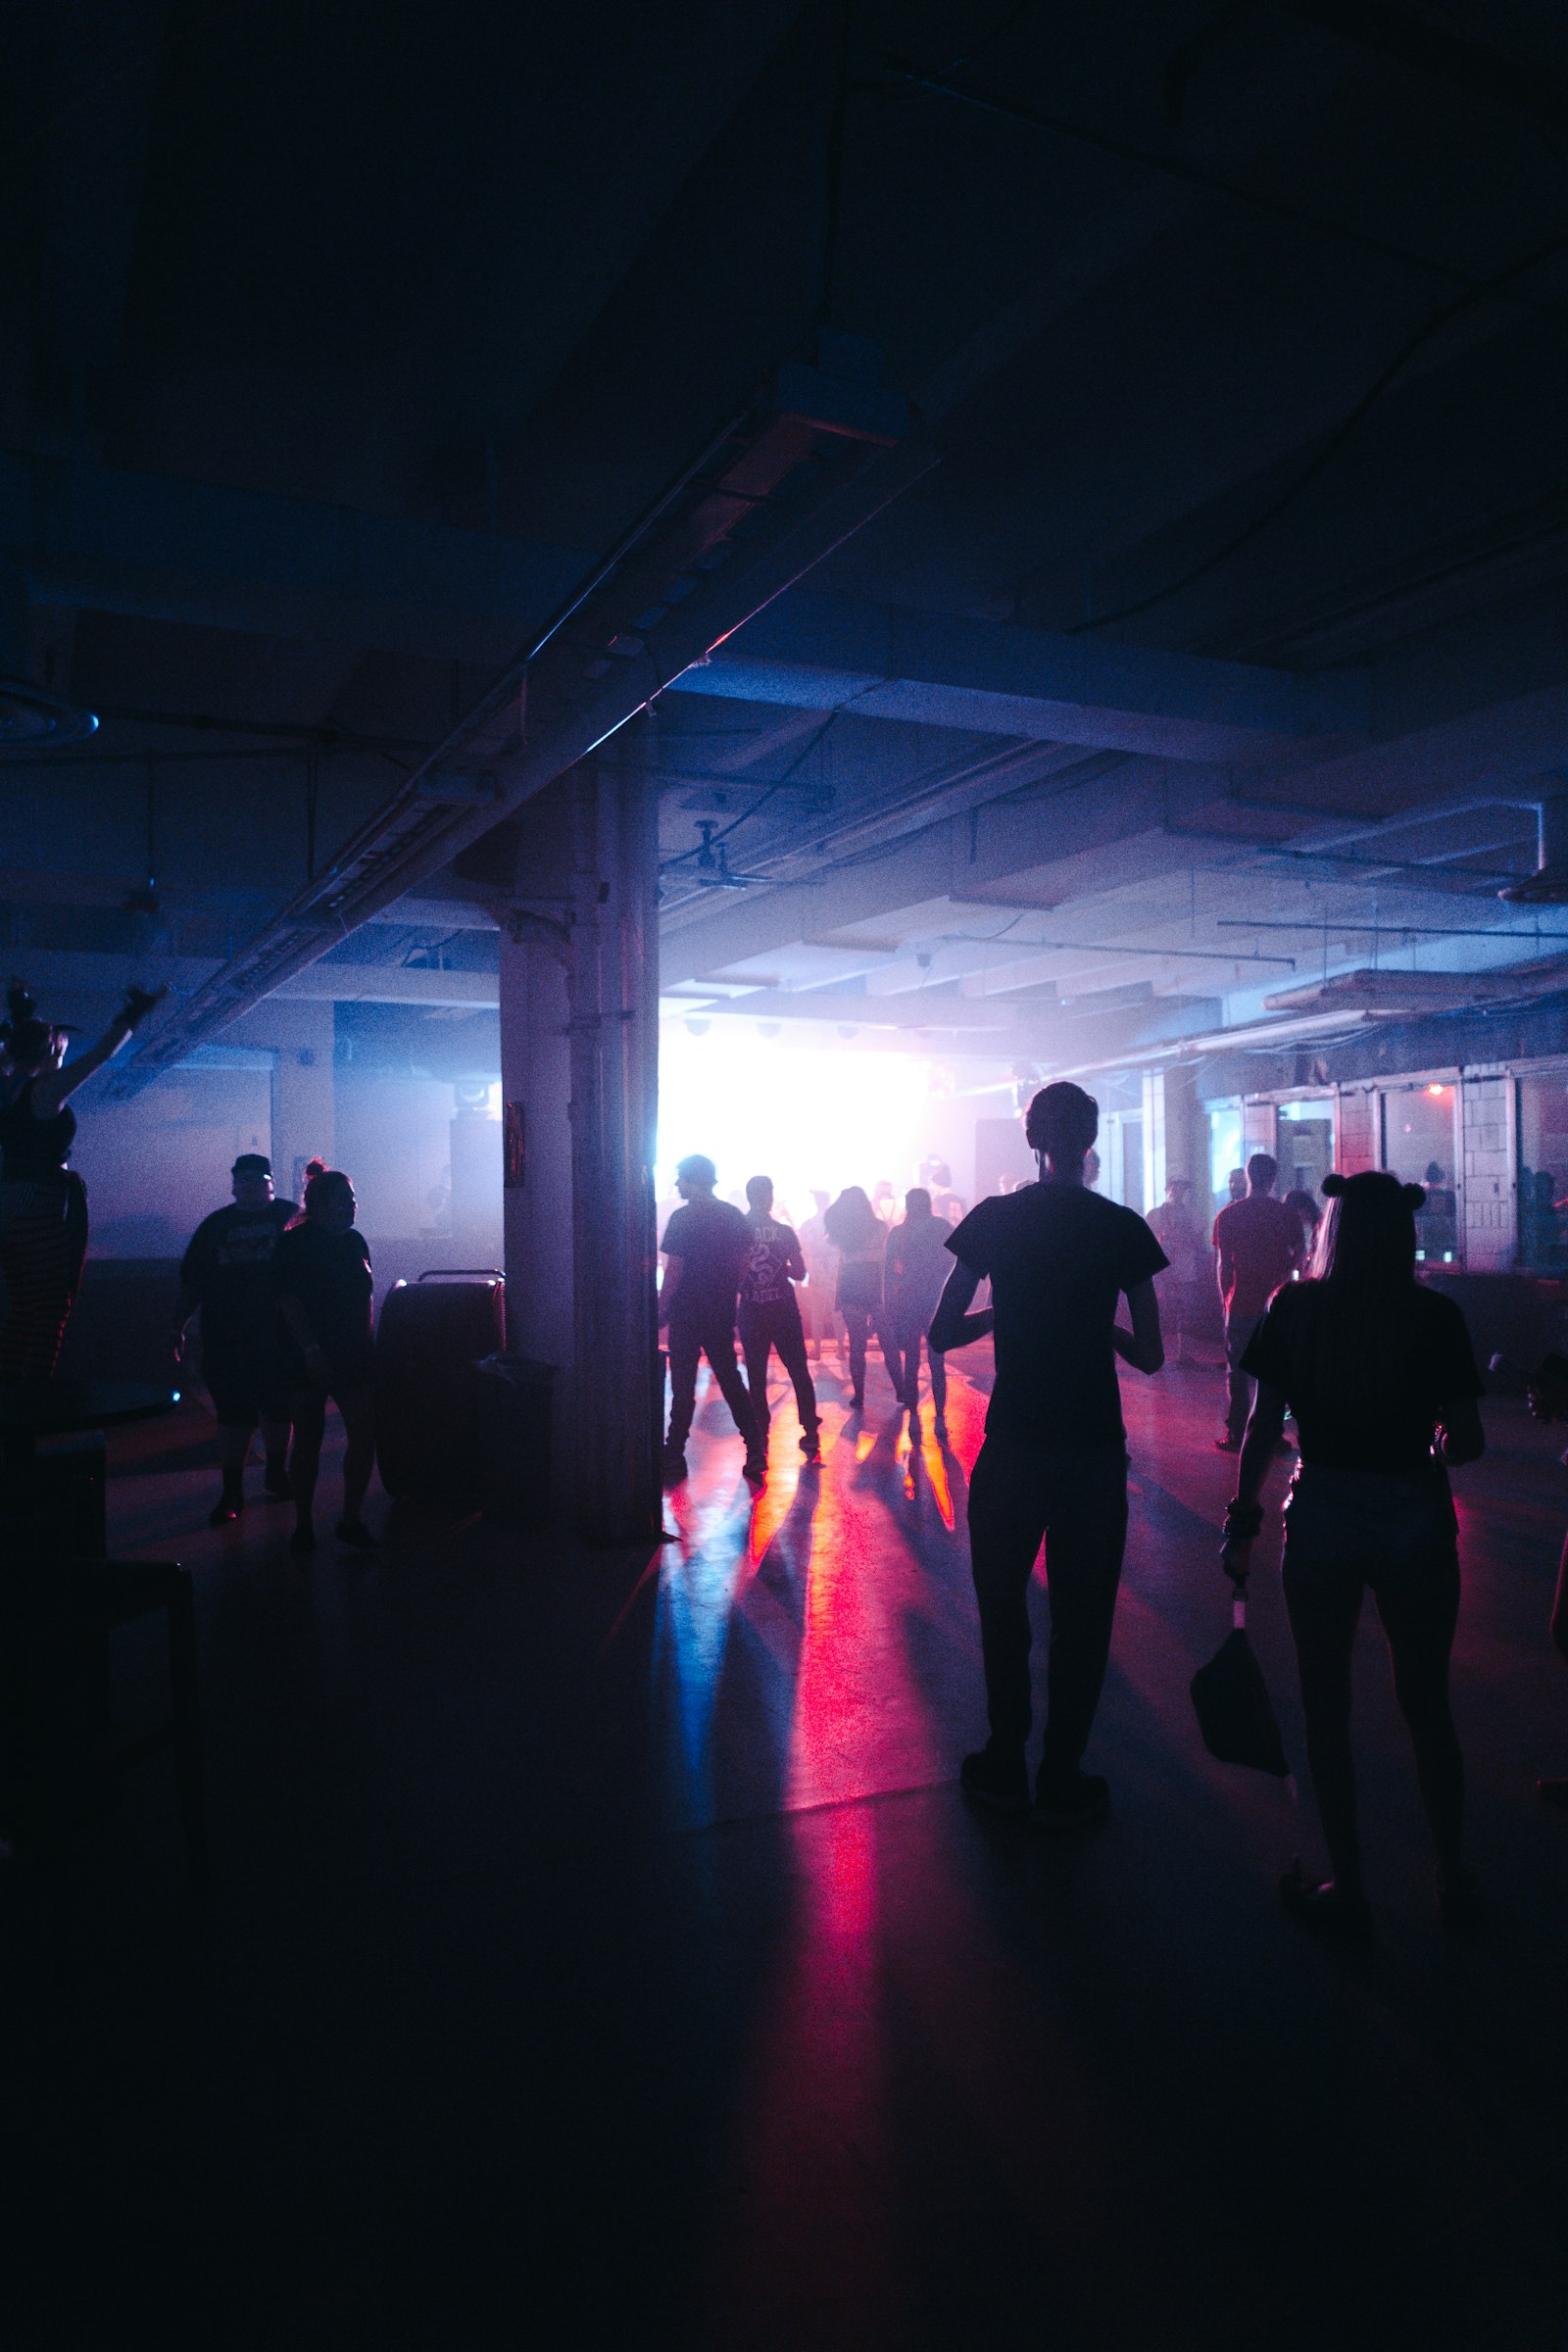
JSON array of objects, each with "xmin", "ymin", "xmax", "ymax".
[
  {"xmin": 659, "ymin": 1083, "xmax": 1568, "ymax": 1937},
  {"xmin": 6, "ymin": 964, "xmax": 1568, "ymax": 1937}
]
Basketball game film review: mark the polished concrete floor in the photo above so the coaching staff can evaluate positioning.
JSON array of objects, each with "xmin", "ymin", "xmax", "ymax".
[{"xmin": 7, "ymin": 1334, "xmax": 1568, "ymax": 2349}]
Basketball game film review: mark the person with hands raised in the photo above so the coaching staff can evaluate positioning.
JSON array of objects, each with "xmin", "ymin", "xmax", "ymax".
[
  {"xmin": 0, "ymin": 976, "xmax": 167, "ymax": 1377},
  {"xmin": 1223, "ymin": 1170, "xmax": 1485, "ymax": 1938}
]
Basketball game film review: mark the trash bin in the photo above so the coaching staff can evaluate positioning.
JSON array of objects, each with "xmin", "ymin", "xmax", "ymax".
[
  {"xmin": 471, "ymin": 1354, "xmax": 556, "ymax": 1530},
  {"xmin": 375, "ymin": 1269, "xmax": 506, "ymax": 1502}
]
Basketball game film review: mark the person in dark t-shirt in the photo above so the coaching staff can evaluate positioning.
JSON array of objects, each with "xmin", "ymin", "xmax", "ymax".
[
  {"xmin": 931, "ymin": 1083, "xmax": 1167, "ymax": 1827},
  {"xmin": 1212, "ymin": 1152, "xmax": 1303, "ymax": 1449},
  {"xmin": 885, "ymin": 1188, "xmax": 956, "ymax": 1427},
  {"xmin": 276, "ymin": 1161, "xmax": 378, "ymax": 1554},
  {"xmin": 738, "ymin": 1175, "xmax": 821, "ymax": 1465},
  {"xmin": 660, "ymin": 1153, "xmax": 763, "ymax": 1488},
  {"xmin": 1222, "ymin": 1171, "xmax": 1485, "ymax": 1937},
  {"xmin": 174, "ymin": 1152, "xmax": 296, "ymax": 1526}
]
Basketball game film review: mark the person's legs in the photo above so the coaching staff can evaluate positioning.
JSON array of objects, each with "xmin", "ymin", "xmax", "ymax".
[
  {"xmin": 966, "ymin": 1441, "xmax": 1049, "ymax": 1756},
  {"xmin": 213, "ymin": 1420, "xmax": 255, "ymax": 1521},
  {"xmin": 289, "ymin": 1387, "xmax": 328, "ymax": 1549},
  {"xmin": 701, "ymin": 1325, "xmax": 762, "ymax": 1459},
  {"xmin": 771, "ymin": 1303, "xmax": 819, "ymax": 1439},
  {"xmin": 664, "ymin": 1324, "xmax": 702, "ymax": 1457},
  {"xmin": 335, "ymin": 1383, "xmax": 377, "ymax": 1533},
  {"xmin": 844, "ymin": 1307, "xmax": 868, "ymax": 1405},
  {"xmin": 1283, "ymin": 1530, "xmax": 1367, "ymax": 1899},
  {"xmin": 926, "ymin": 1324, "xmax": 948, "ymax": 1416},
  {"xmin": 1370, "ymin": 1546, "xmax": 1465, "ymax": 1883},
  {"xmin": 1037, "ymin": 1446, "xmax": 1128, "ymax": 1788},
  {"xmin": 738, "ymin": 1310, "xmax": 772, "ymax": 1434},
  {"xmin": 1222, "ymin": 1309, "xmax": 1258, "ymax": 1444},
  {"xmin": 259, "ymin": 1397, "xmax": 292, "ymax": 1495}
]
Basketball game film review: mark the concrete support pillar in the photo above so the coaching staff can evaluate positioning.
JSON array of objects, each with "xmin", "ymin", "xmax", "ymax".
[
  {"xmin": 499, "ymin": 722, "xmax": 661, "ymax": 1546},
  {"xmin": 499, "ymin": 792, "xmax": 575, "ymax": 1381},
  {"xmin": 227, "ymin": 998, "xmax": 335, "ymax": 1201},
  {"xmin": 565, "ymin": 729, "xmax": 661, "ymax": 1546},
  {"xmin": 270, "ymin": 1004, "xmax": 335, "ymax": 1201},
  {"xmin": 1154, "ymin": 1063, "xmax": 1203, "ymax": 1197}
]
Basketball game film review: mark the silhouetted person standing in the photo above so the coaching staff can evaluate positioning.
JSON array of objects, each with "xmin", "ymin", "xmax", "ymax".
[
  {"xmin": 885, "ymin": 1187, "xmax": 953, "ymax": 1429},
  {"xmin": 276, "ymin": 1163, "xmax": 378, "ymax": 1554},
  {"xmin": 932, "ymin": 1083, "xmax": 1166, "ymax": 1826},
  {"xmin": 174, "ymin": 1152, "xmax": 296, "ymax": 1526},
  {"xmin": 1222, "ymin": 1172, "xmax": 1485, "ymax": 1936},
  {"xmin": 824, "ymin": 1187, "xmax": 894, "ymax": 1411},
  {"xmin": 739, "ymin": 1175, "xmax": 820, "ymax": 1466},
  {"xmin": 660, "ymin": 1153, "xmax": 763, "ymax": 1487},
  {"xmin": 1522, "ymin": 1361, "xmax": 1568, "ymax": 1808},
  {"xmin": 1212, "ymin": 1151, "xmax": 1301, "ymax": 1450},
  {"xmin": 1148, "ymin": 1175, "xmax": 1203, "ymax": 1365}
]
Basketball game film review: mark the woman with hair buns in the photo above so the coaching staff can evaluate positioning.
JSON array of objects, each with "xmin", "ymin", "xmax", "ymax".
[
  {"xmin": 275, "ymin": 1160, "xmax": 378, "ymax": 1554},
  {"xmin": 1222, "ymin": 1170, "xmax": 1486, "ymax": 1938},
  {"xmin": 0, "ymin": 977, "xmax": 165, "ymax": 1379}
]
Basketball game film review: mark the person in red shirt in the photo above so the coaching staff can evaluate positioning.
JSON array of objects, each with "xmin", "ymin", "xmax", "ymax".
[{"xmin": 1212, "ymin": 1151, "xmax": 1303, "ymax": 1450}]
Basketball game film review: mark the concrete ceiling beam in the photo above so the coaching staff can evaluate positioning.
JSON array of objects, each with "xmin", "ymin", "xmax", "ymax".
[{"xmin": 669, "ymin": 588, "xmax": 1369, "ymax": 762}]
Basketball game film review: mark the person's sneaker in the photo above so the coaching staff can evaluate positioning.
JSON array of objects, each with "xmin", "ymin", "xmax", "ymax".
[
  {"xmin": 799, "ymin": 1430, "xmax": 822, "ymax": 1464},
  {"xmin": 288, "ymin": 1523, "xmax": 317, "ymax": 1557},
  {"xmin": 662, "ymin": 1449, "xmax": 689, "ymax": 1488},
  {"xmin": 743, "ymin": 1453, "xmax": 767, "ymax": 1487},
  {"xmin": 1034, "ymin": 1770, "xmax": 1110, "ymax": 1831},
  {"xmin": 335, "ymin": 1519, "xmax": 379, "ymax": 1550},
  {"xmin": 1537, "ymin": 1776, "xmax": 1568, "ymax": 1809},
  {"xmin": 959, "ymin": 1746, "xmax": 1030, "ymax": 1815},
  {"xmin": 208, "ymin": 1493, "xmax": 241, "ymax": 1529},
  {"xmin": 1278, "ymin": 1864, "xmax": 1372, "ymax": 1941},
  {"xmin": 1213, "ymin": 1435, "xmax": 1242, "ymax": 1453}
]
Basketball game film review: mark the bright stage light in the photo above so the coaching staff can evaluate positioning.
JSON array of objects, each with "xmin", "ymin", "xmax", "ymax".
[{"xmin": 657, "ymin": 1024, "xmax": 946, "ymax": 1217}]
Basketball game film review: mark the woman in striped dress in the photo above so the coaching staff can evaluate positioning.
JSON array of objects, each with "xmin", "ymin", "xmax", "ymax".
[{"xmin": 0, "ymin": 981, "xmax": 164, "ymax": 1380}]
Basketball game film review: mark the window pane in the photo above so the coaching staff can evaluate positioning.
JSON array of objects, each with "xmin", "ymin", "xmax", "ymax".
[
  {"xmin": 1277, "ymin": 1098, "xmax": 1336, "ymax": 1202},
  {"xmin": 1518, "ymin": 1073, "xmax": 1568, "ymax": 1271},
  {"xmin": 1382, "ymin": 1083, "xmax": 1459, "ymax": 1264},
  {"xmin": 1208, "ymin": 1104, "xmax": 1243, "ymax": 1217}
]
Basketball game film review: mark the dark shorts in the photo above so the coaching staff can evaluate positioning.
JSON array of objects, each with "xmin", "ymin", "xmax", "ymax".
[{"xmin": 206, "ymin": 1365, "xmax": 293, "ymax": 1428}]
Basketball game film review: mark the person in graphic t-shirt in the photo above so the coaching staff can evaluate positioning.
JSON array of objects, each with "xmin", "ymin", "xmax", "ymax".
[
  {"xmin": 173, "ymin": 1152, "xmax": 297, "ymax": 1526},
  {"xmin": 930, "ymin": 1083, "xmax": 1167, "ymax": 1827},
  {"xmin": 884, "ymin": 1188, "xmax": 955, "ymax": 1429},
  {"xmin": 1212, "ymin": 1152, "xmax": 1302, "ymax": 1450},
  {"xmin": 738, "ymin": 1175, "xmax": 821, "ymax": 1465},
  {"xmin": 275, "ymin": 1162, "xmax": 378, "ymax": 1555},
  {"xmin": 659, "ymin": 1153, "xmax": 763, "ymax": 1489},
  {"xmin": 1222, "ymin": 1171, "xmax": 1485, "ymax": 1937}
]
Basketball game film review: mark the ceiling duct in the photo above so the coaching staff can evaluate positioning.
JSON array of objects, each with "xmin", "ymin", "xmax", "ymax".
[
  {"xmin": 111, "ymin": 336, "xmax": 933, "ymax": 1094},
  {"xmin": 1265, "ymin": 958, "xmax": 1568, "ymax": 1017},
  {"xmin": 1500, "ymin": 794, "xmax": 1568, "ymax": 906}
]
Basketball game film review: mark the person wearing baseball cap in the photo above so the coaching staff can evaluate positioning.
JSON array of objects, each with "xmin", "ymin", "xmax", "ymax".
[{"xmin": 173, "ymin": 1152, "xmax": 299, "ymax": 1526}]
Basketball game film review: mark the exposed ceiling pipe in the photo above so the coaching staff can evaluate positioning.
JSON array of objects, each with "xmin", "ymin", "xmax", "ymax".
[
  {"xmin": 1500, "ymin": 793, "xmax": 1568, "ymax": 906},
  {"xmin": 111, "ymin": 340, "xmax": 935, "ymax": 1095}
]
